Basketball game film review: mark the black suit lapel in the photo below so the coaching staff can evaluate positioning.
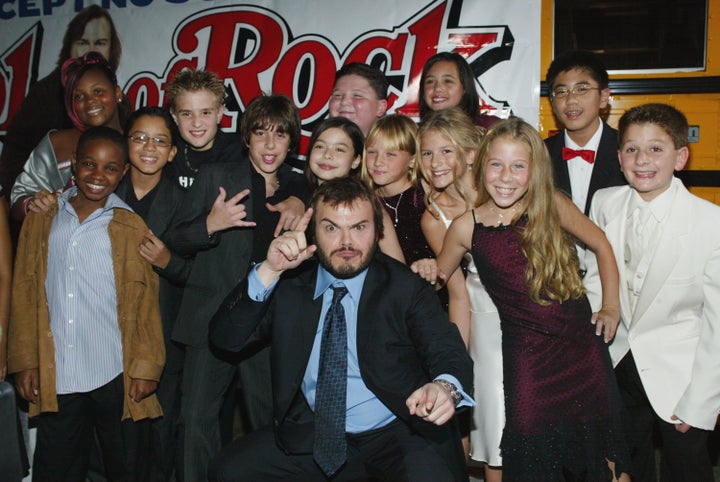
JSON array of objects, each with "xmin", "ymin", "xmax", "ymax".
[
  {"xmin": 586, "ymin": 124, "xmax": 621, "ymax": 214},
  {"xmin": 547, "ymin": 135, "xmax": 572, "ymax": 197}
]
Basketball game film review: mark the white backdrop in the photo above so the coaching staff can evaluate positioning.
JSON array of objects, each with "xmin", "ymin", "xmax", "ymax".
[{"xmin": 0, "ymin": 0, "xmax": 541, "ymax": 150}]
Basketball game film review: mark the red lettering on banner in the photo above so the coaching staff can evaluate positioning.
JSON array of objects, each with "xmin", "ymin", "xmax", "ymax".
[
  {"xmin": 0, "ymin": 24, "xmax": 40, "ymax": 132},
  {"xmin": 1, "ymin": 1, "xmax": 513, "ymax": 141},
  {"xmin": 273, "ymin": 39, "xmax": 337, "ymax": 122}
]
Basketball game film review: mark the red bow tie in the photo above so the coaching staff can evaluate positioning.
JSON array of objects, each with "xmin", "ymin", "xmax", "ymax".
[{"xmin": 562, "ymin": 147, "xmax": 595, "ymax": 164}]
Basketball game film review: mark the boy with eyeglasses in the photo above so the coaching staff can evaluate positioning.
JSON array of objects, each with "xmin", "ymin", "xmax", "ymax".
[{"xmin": 545, "ymin": 50, "xmax": 626, "ymax": 217}]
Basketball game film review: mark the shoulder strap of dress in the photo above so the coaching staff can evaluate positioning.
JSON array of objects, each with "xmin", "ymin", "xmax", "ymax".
[{"xmin": 471, "ymin": 207, "xmax": 477, "ymax": 223}]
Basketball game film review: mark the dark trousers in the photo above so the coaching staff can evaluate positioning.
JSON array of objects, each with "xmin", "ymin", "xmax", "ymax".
[
  {"xmin": 179, "ymin": 345, "xmax": 236, "ymax": 482},
  {"xmin": 151, "ymin": 338, "xmax": 185, "ymax": 481},
  {"xmin": 615, "ymin": 352, "xmax": 713, "ymax": 482},
  {"xmin": 33, "ymin": 374, "xmax": 127, "ymax": 482},
  {"xmin": 208, "ymin": 419, "xmax": 459, "ymax": 482}
]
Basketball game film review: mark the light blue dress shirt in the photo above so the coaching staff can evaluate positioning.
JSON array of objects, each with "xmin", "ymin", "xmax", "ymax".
[
  {"xmin": 46, "ymin": 188, "xmax": 130, "ymax": 394},
  {"xmin": 248, "ymin": 262, "xmax": 473, "ymax": 433}
]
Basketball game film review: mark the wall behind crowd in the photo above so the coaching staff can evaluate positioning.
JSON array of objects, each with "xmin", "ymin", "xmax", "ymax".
[{"xmin": 0, "ymin": 0, "xmax": 540, "ymax": 154}]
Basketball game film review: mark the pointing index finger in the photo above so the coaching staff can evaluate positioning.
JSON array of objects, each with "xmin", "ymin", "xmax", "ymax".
[{"xmin": 295, "ymin": 207, "xmax": 314, "ymax": 233}]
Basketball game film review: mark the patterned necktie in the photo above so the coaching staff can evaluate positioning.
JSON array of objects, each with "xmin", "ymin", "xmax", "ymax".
[
  {"xmin": 562, "ymin": 146, "xmax": 595, "ymax": 164},
  {"xmin": 313, "ymin": 285, "xmax": 349, "ymax": 477}
]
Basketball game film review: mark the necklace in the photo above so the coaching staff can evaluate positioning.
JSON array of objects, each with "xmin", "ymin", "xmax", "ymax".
[
  {"xmin": 184, "ymin": 145, "xmax": 198, "ymax": 174},
  {"xmin": 490, "ymin": 204, "xmax": 517, "ymax": 225},
  {"xmin": 381, "ymin": 191, "xmax": 404, "ymax": 227}
]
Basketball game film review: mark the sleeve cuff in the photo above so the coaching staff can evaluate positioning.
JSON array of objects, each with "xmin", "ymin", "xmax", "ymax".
[
  {"xmin": 435, "ymin": 374, "xmax": 475, "ymax": 407},
  {"xmin": 248, "ymin": 263, "xmax": 279, "ymax": 301}
]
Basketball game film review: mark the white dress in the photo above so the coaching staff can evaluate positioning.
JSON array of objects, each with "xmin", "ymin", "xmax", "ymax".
[{"xmin": 434, "ymin": 202, "xmax": 505, "ymax": 466}]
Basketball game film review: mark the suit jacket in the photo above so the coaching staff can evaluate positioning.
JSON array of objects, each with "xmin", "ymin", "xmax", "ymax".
[
  {"xmin": 210, "ymin": 253, "xmax": 473, "ymax": 481},
  {"xmin": 584, "ymin": 179, "xmax": 720, "ymax": 429},
  {"xmin": 115, "ymin": 171, "xmax": 191, "ymax": 343},
  {"xmin": 545, "ymin": 121, "xmax": 626, "ymax": 215},
  {"xmin": 164, "ymin": 160, "xmax": 254, "ymax": 347}
]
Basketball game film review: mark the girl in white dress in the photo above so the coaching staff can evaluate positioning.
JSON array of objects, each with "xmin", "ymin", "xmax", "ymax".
[{"xmin": 418, "ymin": 108, "xmax": 504, "ymax": 481}]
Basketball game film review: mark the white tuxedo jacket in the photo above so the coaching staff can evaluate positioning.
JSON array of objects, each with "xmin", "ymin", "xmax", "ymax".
[{"xmin": 585, "ymin": 178, "xmax": 720, "ymax": 430}]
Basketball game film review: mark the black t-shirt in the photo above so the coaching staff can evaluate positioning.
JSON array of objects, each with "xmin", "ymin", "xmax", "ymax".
[{"xmin": 170, "ymin": 130, "xmax": 245, "ymax": 190}]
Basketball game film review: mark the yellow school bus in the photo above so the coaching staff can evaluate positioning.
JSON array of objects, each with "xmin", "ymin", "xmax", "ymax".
[{"xmin": 538, "ymin": 0, "xmax": 720, "ymax": 204}]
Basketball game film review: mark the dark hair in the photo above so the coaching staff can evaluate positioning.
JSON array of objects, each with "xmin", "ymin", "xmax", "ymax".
[
  {"xmin": 546, "ymin": 50, "xmax": 609, "ymax": 91},
  {"xmin": 241, "ymin": 94, "xmax": 301, "ymax": 152},
  {"xmin": 124, "ymin": 106, "xmax": 179, "ymax": 146},
  {"xmin": 618, "ymin": 103, "xmax": 689, "ymax": 149},
  {"xmin": 335, "ymin": 62, "xmax": 389, "ymax": 100},
  {"xmin": 76, "ymin": 125, "xmax": 128, "ymax": 164},
  {"xmin": 58, "ymin": 5, "xmax": 121, "ymax": 71},
  {"xmin": 62, "ymin": 52, "xmax": 119, "ymax": 131},
  {"xmin": 305, "ymin": 117, "xmax": 365, "ymax": 188},
  {"xmin": 165, "ymin": 69, "xmax": 226, "ymax": 112},
  {"xmin": 419, "ymin": 52, "xmax": 479, "ymax": 120},
  {"xmin": 310, "ymin": 176, "xmax": 384, "ymax": 241}
]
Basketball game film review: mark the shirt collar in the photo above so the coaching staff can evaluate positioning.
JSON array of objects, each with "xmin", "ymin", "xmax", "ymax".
[
  {"xmin": 627, "ymin": 176, "xmax": 679, "ymax": 223},
  {"xmin": 565, "ymin": 117, "xmax": 603, "ymax": 151},
  {"xmin": 314, "ymin": 263, "xmax": 369, "ymax": 302},
  {"xmin": 58, "ymin": 186, "xmax": 133, "ymax": 217}
]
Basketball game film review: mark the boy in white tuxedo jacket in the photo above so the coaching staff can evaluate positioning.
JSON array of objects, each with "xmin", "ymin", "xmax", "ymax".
[{"xmin": 585, "ymin": 103, "xmax": 720, "ymax": 482}]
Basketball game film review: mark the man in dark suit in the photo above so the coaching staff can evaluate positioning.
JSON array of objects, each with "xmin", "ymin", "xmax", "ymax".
[
  {"xmin": 544, "ymin": 50, "xmax": 626, "ymax": 216},
  {"xmin": 208, "ymin": 177, "xmax": 473, "ymax": 482}
]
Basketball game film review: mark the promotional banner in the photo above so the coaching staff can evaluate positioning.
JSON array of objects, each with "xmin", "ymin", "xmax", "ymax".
[{"xmin": 0, "ymin": 0, "xmax": 541, "ymax": 152}]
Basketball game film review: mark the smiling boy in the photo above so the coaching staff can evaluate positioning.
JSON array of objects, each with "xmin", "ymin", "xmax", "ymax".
[
  {"xmin": 328, "ymin": 62, "xmax": 389, "ymax": 137},
  {"xmin": 8, "ymin": 126, "xmax": 164, "ymax": 480},
  {"xmin": 165, "ymin": 68, "xmax": 245, "ymax": 189},
  {"xmin": 585, "ymin": 103, "xmax": 720, "ymax": 482},
  {"xmin": 545, "ymin": 50, "xmax": 626, "ymax": 216}
]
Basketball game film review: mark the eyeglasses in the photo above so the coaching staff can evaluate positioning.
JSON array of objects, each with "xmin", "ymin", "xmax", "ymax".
[
  {"xmin": 128, "ymin": 133, "xmax": 171, "ymax": 148},
  {"xmin": 550, "ymin": 84, "xmax": 600, "ymax": 99}
]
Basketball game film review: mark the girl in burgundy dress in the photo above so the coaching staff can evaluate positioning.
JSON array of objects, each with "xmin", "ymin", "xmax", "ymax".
[{"xmin": 417, "ymin": 118, "xmax": 630, "ymax": 481}]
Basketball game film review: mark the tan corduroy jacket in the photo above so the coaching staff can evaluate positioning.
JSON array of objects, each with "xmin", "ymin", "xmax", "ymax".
[{"xmin": 8, "ymin": 203, "xmax": 164, "ymax": 421}]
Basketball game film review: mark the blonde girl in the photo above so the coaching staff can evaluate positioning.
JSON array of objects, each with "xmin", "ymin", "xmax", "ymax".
[
  {"xmin": 362, "ymin": 114, "xmax": 432, "ymax": 264},
  {"xmin": 421, "ymin": 118, "xmax": 629, "ymax": 481},
  {"xmin": 418, "ymin": 108, "xmax": 505, "ymax": 481}
]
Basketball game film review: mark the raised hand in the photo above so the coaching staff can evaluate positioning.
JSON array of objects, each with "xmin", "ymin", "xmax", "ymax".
[
  {"xmin": 257, "ymin": 208, "xmax": 316, "ymax": 285},
  {"xmin": 206, "ymin": 187, "xmax": 256, "ymax": 235},
  {"xmin": 267, "ymin": 196, "xmax": 305, "ymax": 236}
]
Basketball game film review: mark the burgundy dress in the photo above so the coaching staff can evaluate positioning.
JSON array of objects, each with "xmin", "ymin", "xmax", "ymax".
[
  {"xmin": 471, "ymin": 215, "xmax": 629, "ymax": 481},
  {"xmin": 379, "ymin": 184, "xmax": 433, "ymax": 265}
]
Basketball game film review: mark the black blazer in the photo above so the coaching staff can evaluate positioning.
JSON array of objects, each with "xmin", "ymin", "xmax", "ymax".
[
  {"xmin": 545, "ymin": 122, "xmax": 627, "ymax": 215},
  {"xmin": 165, "ymin": 160, "xmax": 254, "ymax": 347},
  {"xmin": 115, "ymin": 171, "xmax": 191, "ymax": 343},
  {"xmin": 210, "ymin": 253, "xmax": 473, "ymax": 481}
]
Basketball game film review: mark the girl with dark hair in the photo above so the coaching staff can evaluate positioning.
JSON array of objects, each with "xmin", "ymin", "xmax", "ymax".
[
  {"xmin": 419, "ymin": 52, "xmax": 501, "ymax": 129},
  {"xmin": 0, "ymin": 5, "xmax": 127, "ymax": 197},
  {"xmin": 305, "ymin": 116, "xmax": 404, "ymax": 262},
  {"xmin": 10, "ymin": 52, "xmax": 129, "ymax": 222}
]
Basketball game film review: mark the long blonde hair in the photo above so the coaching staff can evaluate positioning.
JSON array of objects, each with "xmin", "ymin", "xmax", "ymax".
[
  {"xmin": 474, "ymin": 118, "xmax": 584, "ymax": 305},
  {"xmin": 418, "ymin": 108, "xmax": 484, "ymax": 216}
]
